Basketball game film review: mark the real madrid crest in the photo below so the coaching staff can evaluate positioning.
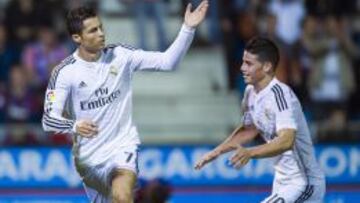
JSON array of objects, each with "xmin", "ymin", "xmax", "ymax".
[
  {"xmin": 264, "ymin": 108, "xmax": 271, "ymax": 121},
  {"xmin": 110, "ymin": 66, "xmax": 118, "ymax": 76}
]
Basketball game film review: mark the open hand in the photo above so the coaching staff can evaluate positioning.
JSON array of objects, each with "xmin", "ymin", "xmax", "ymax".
[
  {"xmin": 194, "ymin": 149, "xmax": 220, "ymax": 170},
  {"xmin": 184, "ymin": 0, "xmax": 209, "ymax": 28},
  {"xmin": 229, "ymin": 146, "xmax": 251, "ymax": 169},
  {"xmin": 75, "ymin": 120, "xmax": 98, "ymax": 138}
]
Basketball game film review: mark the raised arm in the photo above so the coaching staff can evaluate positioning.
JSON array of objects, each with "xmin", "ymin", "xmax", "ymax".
[{"xmin": 130, "ymin": 0, "xmax": 209, "ymax": 72}]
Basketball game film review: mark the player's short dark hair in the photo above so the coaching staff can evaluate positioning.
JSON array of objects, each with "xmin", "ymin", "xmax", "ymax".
[
  {"xmin": 66, "ymin": 6, "xmax": 97, "ymax": 35},
  {"xmin": 245, "ymin": 37, "xmax": 280, "ymax": 70}
]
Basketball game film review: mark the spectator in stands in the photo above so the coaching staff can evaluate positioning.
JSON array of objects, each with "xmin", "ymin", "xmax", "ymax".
[
  {"xmin": 121, "ymin": 0, "xmax": 168, "ymax": 51},
  {"xmin": 218, "ymin": 0, "xmax": 266, "ymax": 90},
  {"xmin": 350, "ymin": 8, "xmax": 360, "ymax": 120},
  {"xmin": 305, "ymin": 0, "xmax": 356, "ymax": 18},
  {"xmin": 296, "ymin": 16, "xmax": 319, "ymax": 105},
  {"xmin": 39, "ymin": 0, "xmax": 69, "ymax": 37},
  {"xmin": 187, "ymin": 0, "xmax": 221, "ymax": 44},
  {"xmin": 22, "ymin": 24, "xmax": 69, "ymax": 89},
  {"xmin": 136, "ymin": 178, "xmax": 172, "ymax": 203},
  {"xmin": 267, "ymin": 0, "xmax": 305, "ymax": 88},
  {"xmin": 0, "ymin": 23, "xmax": 21, "ymax": 88},
  {"xmin": 261, "ymin": 13, "xmax": 288, "ymax": 84},
  {"xmin": 4, "ymin": 64, "xmax": 41, "ymax": 145},
  {"xmin": 232, "ymin": 12, "xmax": 258, "ymax": 93},
  {"xmin": 217, "ymin": 0, "xmax": 243, "ymax": 90},
  {"xmin": 302, "ymin": 16, "xmax": 360, "ymax": 141},
  {"xmin": 4, "ymin": 0, "xmax": 44, "ymax": 48},
  {"xmin": 268, "ymin": 0, "xmax": 305, "ymax": 53}
]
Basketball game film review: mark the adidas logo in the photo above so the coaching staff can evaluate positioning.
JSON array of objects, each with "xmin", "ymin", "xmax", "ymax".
[{"xmin": 79, "ymin": 81, "xmax": 87, "ymax": 88}]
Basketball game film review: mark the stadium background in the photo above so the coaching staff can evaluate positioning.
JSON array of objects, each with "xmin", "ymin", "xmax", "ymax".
[{"xmin": 0, "ymin": 0, "xmax": 359, "ymax": 202}]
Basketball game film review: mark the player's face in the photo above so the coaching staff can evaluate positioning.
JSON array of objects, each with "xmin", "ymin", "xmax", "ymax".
[
  {"xmin": 76, "ymin": 16, "xmax": 105, "ymax": 52},
  {"xmin": 240, "ymin": 51, "xmax": 267, "ymax": 85}
]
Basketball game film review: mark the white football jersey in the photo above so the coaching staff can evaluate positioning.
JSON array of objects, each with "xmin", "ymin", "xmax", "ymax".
[
  {"xmin": 242, "ymin": 78, "xmax": 325, "ymax": 185},
  {"xmin": 42, "ymin": 24, "xmax": 195, "ymax": 167}
]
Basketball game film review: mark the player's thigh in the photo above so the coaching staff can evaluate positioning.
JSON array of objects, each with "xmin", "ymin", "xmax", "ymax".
[
  {"xmin": 84, "ymin": 184, "xmax": 111, "ymax": 203},
  {"xmin": 111, "ymin": 168, "xmax": 137, "ymax": 196},
  {"xmin": 78, "ymin": 163, "xmax": 110, "ymax": 197}
]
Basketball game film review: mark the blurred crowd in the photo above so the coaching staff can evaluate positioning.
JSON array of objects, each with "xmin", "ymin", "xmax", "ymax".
[{"xmin": 0, "ymin": 0, "xmax": 359, "ymax": 146}]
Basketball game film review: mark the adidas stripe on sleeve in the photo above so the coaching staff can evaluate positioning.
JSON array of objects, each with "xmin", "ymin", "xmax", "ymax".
[
  {"xmin": 42, "ymin": 56, "xmax": 76, "ymax": 134},
  {"xmin": 271, "ymin": 84, "xmax": 297, "ymax": 132}
]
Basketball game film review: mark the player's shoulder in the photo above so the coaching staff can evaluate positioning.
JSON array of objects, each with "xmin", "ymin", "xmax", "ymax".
[
  {"xmin": 52, "ymin": 55, "xmax": 77, "ymax": 74},
  {"xmin": 48, "ymin": 55, "xmax": 77, "ymax": 89},
  {"xmin": 102, "ymin": 43, "xmax": 140, "ymax": 61},
  {"xmin": 242, "ymin": 85, "xmax": 255, "ymax": 105},
  {"xmin": 268, "ymin": 79, "xmax": 295, "ymax": 111},
  {"xmin": 266, "ymin": 78, "xmax": 293, "ymax": 95},
  {"xmin": 244, "ymin": 85, "xmax": 255, "ymax": 95},
  {"xmin": 270, "ymin": 79, "xmax": 291, "ymax": 94},
  {"xmin": 104, "ymin": 43, "xmax": 138, "ymax": 53}
]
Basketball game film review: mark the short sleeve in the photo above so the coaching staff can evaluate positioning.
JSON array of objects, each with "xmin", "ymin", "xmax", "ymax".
[
  {"xmin": 241, "ymin": 86, "xmax": 254, "ymax": 126},
  {"xmin": 271, "ymin": 85, "xmax": 297, "ymax": 132}
]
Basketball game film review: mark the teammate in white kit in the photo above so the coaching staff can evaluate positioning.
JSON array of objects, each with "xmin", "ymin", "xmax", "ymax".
[
  {"xmin": 42, "ymin": 2, "xmax": 208, "ymax": 202},
  {"xmin": 195, "ymin": 37, "xmax": 325, "ymax": 202}
]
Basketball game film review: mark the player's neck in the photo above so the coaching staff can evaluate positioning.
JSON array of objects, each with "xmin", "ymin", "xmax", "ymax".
[
  {"xmin": 254, "ymin": 75, "xmax": 273, "ymax": 93},
  {"xmin": 77, "ymin": 46, "xmax": 101, "ymax": 62}
]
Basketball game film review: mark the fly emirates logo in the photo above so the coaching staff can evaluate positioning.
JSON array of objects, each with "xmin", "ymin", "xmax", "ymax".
[{"xmin": 80, "ymin": 87, "xmax": 121, "ymax": 110}]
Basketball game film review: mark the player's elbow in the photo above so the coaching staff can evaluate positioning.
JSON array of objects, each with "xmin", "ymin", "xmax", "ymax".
[
  {"xmin": 162, "ymin": 62, "xmax": 179, "ymax": 72},
  {"xmin": 160, "ymin": 54, "xmax": 181, "ymax": 71},
  {"xmin": 42, "ymin": 115, "xmax": 56, "ymax": 133}
]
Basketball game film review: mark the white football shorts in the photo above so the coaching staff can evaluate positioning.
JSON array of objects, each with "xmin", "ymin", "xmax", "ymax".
[
  {"xmin": 75, "ymin": 144, "xmax": 139, "ymax": 202},
  {"xmin": 261, "ymin": 178, "xmax": 326, "ymax": 203}
]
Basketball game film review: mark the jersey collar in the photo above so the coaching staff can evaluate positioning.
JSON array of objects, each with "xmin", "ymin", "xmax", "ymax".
[
  {"xmin": 255, "ymin": 77, "xmax": 278, "ymax": 99},
  {"xmin": 73, "ymin": 49, "xmax": 103, "ymax": 68}
]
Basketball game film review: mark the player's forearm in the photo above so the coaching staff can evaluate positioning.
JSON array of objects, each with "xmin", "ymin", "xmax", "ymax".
[
  {"xmin": 248, "ymin": 132, "xmax": 294, "ymax": 159},
  {"xmin": 42, "ymin": 112, "xmax": 76, "ymax": 134},
  {"xmin": 235, "ymin": 125, "xmax": 259, "ymax": 145},
  {"xmin": 160, "ymin": 24, "xmax": 195, "ymax": 71},
  {"xmin": 214, "ymin": 125, "xmax": 258, "ymax": 154}
]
